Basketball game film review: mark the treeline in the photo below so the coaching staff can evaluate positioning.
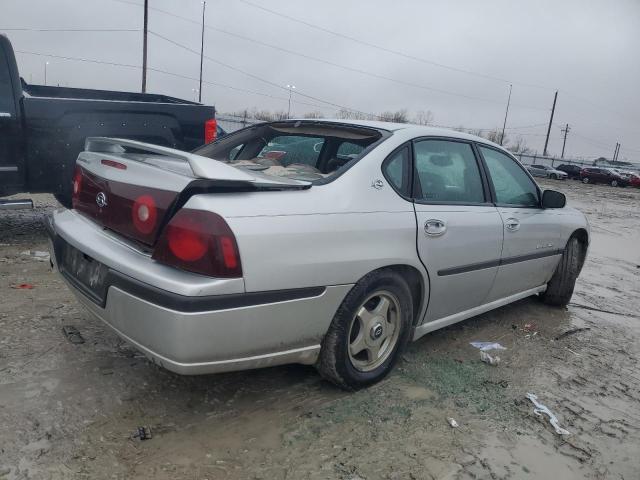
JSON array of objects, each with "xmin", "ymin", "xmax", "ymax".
[{"xmin": 225, "ymin": 108, "xmax": 531, "ymax": 154}]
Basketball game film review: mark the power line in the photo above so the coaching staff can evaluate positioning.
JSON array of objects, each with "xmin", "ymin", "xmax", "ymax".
[
  {"xmin": 236, "ymin": 0, "xmax": 553, "ymax": 91},
  {"xmin": 14, "ymin": 49, "xmax": 339, "ymax": 112},
  {"xmin": 139, "ymin": 5, "xmax": 546, "ymax": 111},
  {"xmin": 0, "ymin": 27, "xmax": 140, "ymax": 32},
  {"xmin": 147, "ymin": 30, "xmax": 381, "ymax": 118}
]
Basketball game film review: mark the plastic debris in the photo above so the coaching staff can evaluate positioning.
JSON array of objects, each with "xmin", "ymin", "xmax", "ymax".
[
  {"xmin": 62, "ymin": 325, "xmax": 85, "ymax": 344},
  {"xmin": 526, "ymin": 393, "xmax": 570, "ymax": 435},
  {"xmin": 132, "ymin": 426, "xmax": 152, "ymax": 440},
  {"xmin": 470, "ymin": 341, "xmax": 506, "ymax": 351},
  {"xmin": 447, "ymin": 417, "xmax": 459, "ymax": 428},
  {"xmin": 479, "ymin": 350, "xmax": 501, "ymax": 366},
  {"xmin": 12, "ymin": 283, "xmax": 34, "ymax": 289}
]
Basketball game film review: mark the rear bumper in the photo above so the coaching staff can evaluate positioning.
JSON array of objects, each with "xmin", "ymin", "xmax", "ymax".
[{"xmin": 47, "ymin": 211, "xmax": 352, "ymax": 375}]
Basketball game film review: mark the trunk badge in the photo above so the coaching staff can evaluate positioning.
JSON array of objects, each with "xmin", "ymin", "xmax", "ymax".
[{"xmin": 96, "ymin": 192, "xmax": 108, "ymax": 208}]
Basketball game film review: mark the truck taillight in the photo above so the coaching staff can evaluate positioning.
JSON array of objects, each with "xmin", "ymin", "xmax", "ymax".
[
  {"xmin": 204, "ymin": 119, "xmax": 217, "ymax": 144},
  {"xmin": 152, "ymin": 209, "xmax": 242, "ymax": 278}
]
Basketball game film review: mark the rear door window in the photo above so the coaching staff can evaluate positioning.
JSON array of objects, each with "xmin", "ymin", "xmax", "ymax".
[{"xmin": 413, "ymin": 140, "xmax": 485, "ymax": 204}]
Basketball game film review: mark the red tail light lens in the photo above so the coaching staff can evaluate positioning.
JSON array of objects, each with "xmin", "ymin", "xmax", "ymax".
[
  {"xmin": 71, "ymin": 165, "xmax": 83, "ymax": 208},
  {"xmin": 152, "ymin": 209, "xmax": 242, "ymax": 278},
  {"xmin": 204, "ymin": 118, "xmax": 217, "ymax": 144}
]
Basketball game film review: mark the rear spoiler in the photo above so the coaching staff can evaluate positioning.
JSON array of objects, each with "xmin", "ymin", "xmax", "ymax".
[{"xmin": 84, "ymin": 137, "xmax": 256, "ymax": 182}]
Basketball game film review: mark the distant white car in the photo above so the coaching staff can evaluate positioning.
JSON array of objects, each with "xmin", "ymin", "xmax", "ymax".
[
  {"xmin": 526, "ymin": 164, "xmax": 568, "ymax": 180},
  {"xmin": 47, "ymin": 120, "xmax": 589, "ymax": 389}
]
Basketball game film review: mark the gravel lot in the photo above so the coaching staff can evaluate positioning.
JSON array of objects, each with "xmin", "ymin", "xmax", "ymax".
[{"xmin": 1, "ymin": 179, "xmax": 639, "ymax": 480}]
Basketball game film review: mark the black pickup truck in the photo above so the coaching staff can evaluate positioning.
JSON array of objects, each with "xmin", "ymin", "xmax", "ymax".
[{"xmin": 0, "ymin": 34, "xmax": 219, "ymax": 207}]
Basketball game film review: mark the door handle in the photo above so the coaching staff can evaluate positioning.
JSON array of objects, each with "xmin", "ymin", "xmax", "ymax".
[
  {"xmin": 424, "ymin": 219, "xmax": 446, "ymax": 236},
  {"xmin": 505, "ymin": 218, "xmax": 520, "ymax": 232}
]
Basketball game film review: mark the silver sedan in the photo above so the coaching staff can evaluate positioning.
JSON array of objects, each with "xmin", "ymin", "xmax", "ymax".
[
  {"xmin": 48, "ymin": 120, "xmax": 589, "ymax": 389},
  {"xmin": 526, "ymin": 164, "xmax": 568, "ymax": 179}
]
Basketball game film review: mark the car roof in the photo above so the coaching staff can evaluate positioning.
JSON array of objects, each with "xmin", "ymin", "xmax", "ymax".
[{"xmin": 288, "ymin": 118, "xmax": 504, "ymax": 148}]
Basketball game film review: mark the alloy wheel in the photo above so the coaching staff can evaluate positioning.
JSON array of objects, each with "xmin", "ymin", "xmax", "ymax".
[{"xmin": 347, "ymin": 290, "xmax": 402, "ymax": 372}]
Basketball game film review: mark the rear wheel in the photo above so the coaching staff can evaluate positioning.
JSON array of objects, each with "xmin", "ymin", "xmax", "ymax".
[
  {"xmin": 540, "ymin": 237, "xmax": 583, "ymax": 307},
  {"xmin": 317, "ymin": 270, "xmax": 413, "ymax": 390}
]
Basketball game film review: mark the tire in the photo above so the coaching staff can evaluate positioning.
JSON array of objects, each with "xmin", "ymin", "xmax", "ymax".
[
  {"xmin": 540, "ymin": 237, "xmax": 583, "ymax": 307},
  {"xmin": 53, "ymin": 192, "xmax": 72, "ymax": 209},
  {"xmin": 317, "ymin": 269, "xmax": 413, "ymax": 390},
  {"xmin": 611, "ymin": 180, "xmax": 618, "ymax": 187},
  {"xmin": 582, "ymin": 177, "xmax": 590, "ymax": 184},
  {"xmin": 551, "ymin": 173, "xmax": 558, "ymax": 180}
]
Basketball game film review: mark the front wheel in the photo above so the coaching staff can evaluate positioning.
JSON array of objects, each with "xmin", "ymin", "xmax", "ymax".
[
  {"xmin": 317, "ymin": 270, "xmax": 413, "ymax": 390},
  {"xmin": 611, "ymin": 180, "xmax": 618, "ymax": 187},
  {"xmin": 551, "ymin": 173, "xmax": 558, "ymax": 180},
  {"xmin": 582, "ymin": 177, "xmax": 590, "ymax": 184},
  {"xmin": 540, "ymin": 237, "xmax": 583, "ymax": 307}
]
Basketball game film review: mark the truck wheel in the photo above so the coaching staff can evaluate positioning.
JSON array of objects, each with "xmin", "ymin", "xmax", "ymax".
[
  {"xmin": 540, "ymin": 237, "xmax": 583, "ymax": 307},
  {"xmin": 53, "ymin": 192, "xmax": 72, "ymax": 209},
  {"xmin": 317, "ymin": 270, "xmax": 413, "ymax": 390},
  {"xmin": 582, "ymin": 177, "xmax": 590, "ymax": 184}
]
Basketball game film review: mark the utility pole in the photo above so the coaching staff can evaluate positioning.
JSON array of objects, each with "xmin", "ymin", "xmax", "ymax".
[
  {"xmin": 543, "ymin": 90, "xmax": 558, "ymax": 157},
  {"xmin": 500, "ymin": 84, "xmax": 512, "ymax": 146},
  {"xmin": 141, "ymin": 0, "xmax": 149, "ymax": 93},
  {"xmin": 198, "ymin": 1, "xmax": 206, "ymax": 102},
  {"xmin": 286, "ymin": 84, "xmax": 296, "ymax": 118},
  {"xmin": 44, "ymin": 61, "xmax": 49, "ymax": 85},
  {"xmin": 560, "ymin": 123, "xmax": 570, "ymax": 158},
  {"xmin": 613, "ymin": 142, "xmax": 620, "ymax": 162}
]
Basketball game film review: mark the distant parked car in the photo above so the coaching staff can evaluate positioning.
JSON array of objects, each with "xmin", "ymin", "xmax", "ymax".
[
  {"xmin": 628, "ymin": 173, "xmax": 640, "ymax": 188},
  {"xmin": 526, "ymin": 164, "xmax": 568, "ymax": 180},
  {"xmin": 556, "ymin": 164, "xmax": 583, "ymax": 180},
  {"xmin": 580, "ymin": 167, "xmax": 628, "ymax": 187}
]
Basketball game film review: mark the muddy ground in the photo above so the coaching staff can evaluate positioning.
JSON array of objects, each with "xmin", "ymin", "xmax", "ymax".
[{"xmin": 1, "ymin": 179, "xmax": 639, "ymax": 480}]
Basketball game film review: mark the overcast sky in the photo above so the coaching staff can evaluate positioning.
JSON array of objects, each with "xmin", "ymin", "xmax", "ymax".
[{"xmin": 3, "ymin": 0, "xmax": 639, "ymax": 160}]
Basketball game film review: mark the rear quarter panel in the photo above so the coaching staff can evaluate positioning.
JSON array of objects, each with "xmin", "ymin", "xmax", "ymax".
[{"xmin": 184, "ymin": 138, "xmax": 426, "ymax": 294}]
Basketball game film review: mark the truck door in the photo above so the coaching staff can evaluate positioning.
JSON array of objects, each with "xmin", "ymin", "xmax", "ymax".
[{"xmin": 0, "ymin": 36, "xmax": 22, "ymax": 196}]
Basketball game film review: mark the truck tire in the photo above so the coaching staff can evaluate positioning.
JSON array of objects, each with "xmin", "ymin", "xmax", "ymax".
[
  {"xmin": 540, "ymin": 237, "xmax": 583, "ymax": 307},
  {"xmin": 317, "ymin": 269, "xmax": 413, "ymax": 390},
  {"xmin": 54, "ymin": 192, "xmax": 72, "ymax": 209}
]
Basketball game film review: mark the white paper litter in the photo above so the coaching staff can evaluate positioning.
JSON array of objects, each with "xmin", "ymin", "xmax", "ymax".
[
  {"xmin": 447, "ymin": 417, "xmax": 459, "ymax": 428},
  {"xmin": 470, "ymin": 341, "xmax": 506, "ymax": 351},
  {"xmin": 526, "ymin": 393, "xmax": 570, "ymax": 435}
]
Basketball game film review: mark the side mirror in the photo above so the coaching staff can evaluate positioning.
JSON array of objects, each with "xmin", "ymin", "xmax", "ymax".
[{"xmin": 541, "ymin": 189, "xmax": 566, "ymax": 209}]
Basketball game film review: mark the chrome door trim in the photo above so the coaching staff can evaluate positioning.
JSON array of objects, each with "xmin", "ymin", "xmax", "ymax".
[{"xmin": 437, "ymin": 249, "xmax": 562, "ymax": 276}]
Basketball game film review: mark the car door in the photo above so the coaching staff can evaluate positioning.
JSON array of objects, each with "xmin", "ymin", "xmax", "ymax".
[
  {"xmin": 411, "ymin": 138, "xmax": 503, "ymax": 322},
  {"xmin": 478, "ymin": 146, "xmax": 562, "ymax": 301}
]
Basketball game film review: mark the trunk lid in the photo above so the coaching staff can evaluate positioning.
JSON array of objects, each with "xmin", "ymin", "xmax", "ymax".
[{"xmin": 72, "ymin": 137, "xmax": 309, "ymax": 246}]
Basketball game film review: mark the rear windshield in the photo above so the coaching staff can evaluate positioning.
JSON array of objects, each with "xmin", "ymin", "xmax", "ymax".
[{"xmin": 193, "ymin": 121, "xmax": 387, "ymax": 183}]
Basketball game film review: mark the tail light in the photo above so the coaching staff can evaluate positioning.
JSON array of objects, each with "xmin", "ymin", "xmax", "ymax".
[
  {"xmin": 152, "ymin": 209, "xmax": 242, "ymax": 278},
  {"xmin": 204, "ymin": 118, "xmax": 217, "ymax": 144},
  {"xmin": 71, "ymin": 165, "xmax": 83, "ymax": 208}
]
